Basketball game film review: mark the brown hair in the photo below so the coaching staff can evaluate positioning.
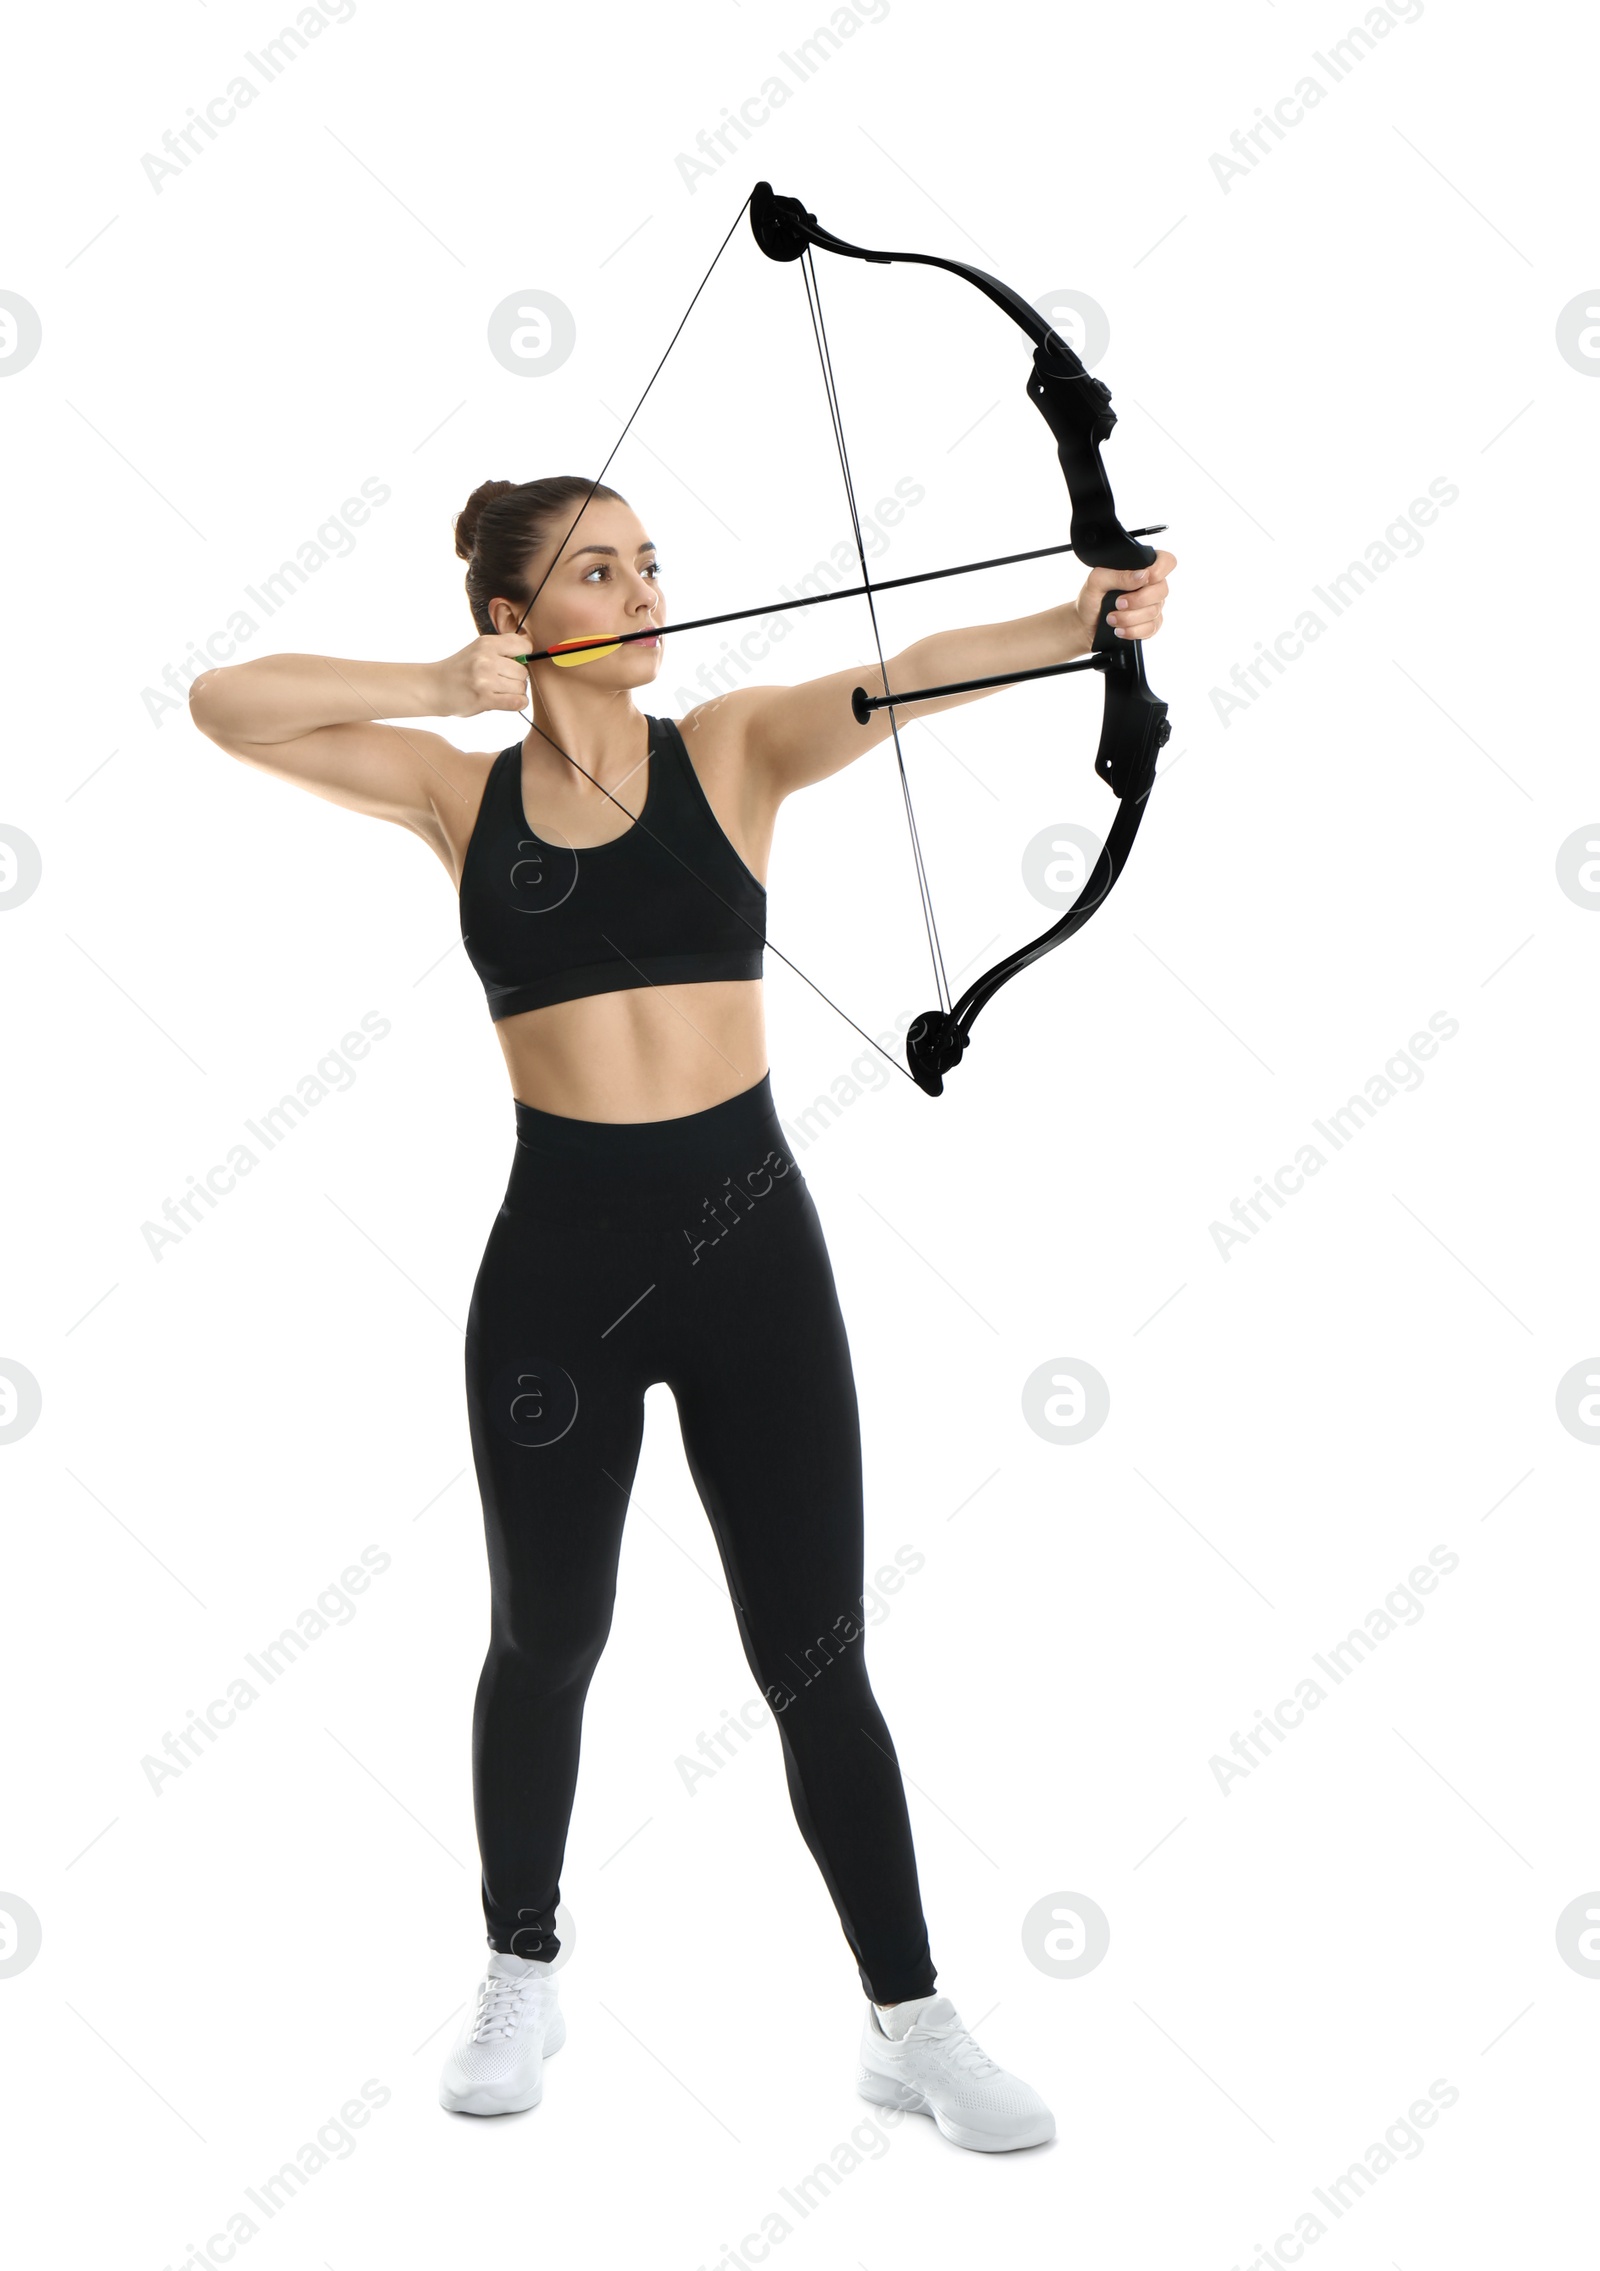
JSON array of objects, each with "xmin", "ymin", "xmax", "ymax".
[{"xmin": 453, "ymin": 477, "xmax": 627, "ymax": 635}]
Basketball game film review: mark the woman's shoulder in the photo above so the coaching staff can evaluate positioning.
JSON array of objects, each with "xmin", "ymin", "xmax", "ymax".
[
  {"xmin": 661, "ymin": 694, "xmax": 778, "ymax": 879},
  {"xmin": 670, "ymin": 687, "xmax": 765, "ymax": 800}
]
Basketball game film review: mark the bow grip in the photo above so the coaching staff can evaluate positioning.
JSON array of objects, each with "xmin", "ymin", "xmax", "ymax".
[{"xmin": 1092, "ymin": 586, "xmax": 1170, "ymax": 803}]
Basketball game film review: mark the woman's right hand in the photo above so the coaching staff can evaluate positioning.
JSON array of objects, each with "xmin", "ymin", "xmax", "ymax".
[{"xmin": 434, "ymin": 634, "xmax": 535, "ymax": 717}]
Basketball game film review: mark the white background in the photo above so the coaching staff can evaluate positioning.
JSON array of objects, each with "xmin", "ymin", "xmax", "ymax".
[{"xmin": 2, "ymin": 0, "xmax": 1596, "ymax": 2263}]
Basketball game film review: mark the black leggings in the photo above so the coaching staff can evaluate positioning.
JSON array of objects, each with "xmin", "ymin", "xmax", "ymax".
[{"xmin": 462, "ymin": 1073, "xmax": 938, "ymax": 2006}]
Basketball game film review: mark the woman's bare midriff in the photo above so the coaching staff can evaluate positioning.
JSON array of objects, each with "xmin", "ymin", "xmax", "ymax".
[
  {"xmin": 435, "ymin": 705, "xmax": 774, "ymax": 1122},
  {"xmin": 494, "ymin": 978, "xmax": 769, "ymax": 1122}
]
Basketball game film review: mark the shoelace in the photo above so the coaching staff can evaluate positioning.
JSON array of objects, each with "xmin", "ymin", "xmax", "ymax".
[
  {"xmin": 910, "ymin": 2016, "xmax": 1001, "ymax": 2080},
  {"xmin": 469, "ymin": 1977, "xmax": 536, "ymax": 2044}
]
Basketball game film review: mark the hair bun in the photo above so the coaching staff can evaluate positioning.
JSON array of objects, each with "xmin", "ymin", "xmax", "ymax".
[
  {"xmin": 455, "ymin": 473, "xmax": 625, "ymax": 636},
  {"xmin": 454, "ymin": 479, "xmax": 519, "ymax": 562}
]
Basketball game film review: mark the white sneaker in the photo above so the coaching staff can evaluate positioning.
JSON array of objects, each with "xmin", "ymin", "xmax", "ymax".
[
  {"xmin": 856, "ymin": 1993, "xmax": 1055, "ymax": 2152},
  {"xmin": 438, "ymin": 1950, "xmax": 566, "ymax": 2115}
]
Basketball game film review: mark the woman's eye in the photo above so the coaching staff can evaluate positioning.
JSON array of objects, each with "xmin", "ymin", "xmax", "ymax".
[{"xmin": 580, "ymin": 559, "xmax": 659, "ymax": 583}]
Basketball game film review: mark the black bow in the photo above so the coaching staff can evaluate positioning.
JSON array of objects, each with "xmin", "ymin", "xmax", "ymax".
[
  {"xmin": 748, "ymin": 182, "xmax": 1170, "ymax": 1094},
  {"xmin": 510, "ymin": 181, "xmax": 1171, "ymax": 1098}
]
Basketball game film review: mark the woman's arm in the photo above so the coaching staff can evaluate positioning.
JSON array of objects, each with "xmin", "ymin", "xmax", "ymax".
[
  {"xmin": 717, "ymin": 555, "xmax": 1176, "ymax": 805},
  {"xmin": 187, "ymin": 637, "xmax": 534, "ymax": 846}
]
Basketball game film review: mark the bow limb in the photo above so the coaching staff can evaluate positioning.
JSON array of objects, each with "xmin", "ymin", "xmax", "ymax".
[
  {"xmin": 903, "ymin": 587, "xmax": 1169, "ymax": 1098},
  {"xmin": 751, "ymin": 181, "xmax": 1156, "ymax": 574}
]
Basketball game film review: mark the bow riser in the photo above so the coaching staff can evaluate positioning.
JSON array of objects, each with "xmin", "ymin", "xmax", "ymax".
[
  {"xmin": 1027, "ymin": 351, "xmax": 1157, "ymax": 573},
  {"xmin": 1092, "ymin": 586, "xmax": 1171, "ymax": 804}
]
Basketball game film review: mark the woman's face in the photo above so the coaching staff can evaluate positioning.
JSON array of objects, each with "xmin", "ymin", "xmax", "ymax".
[{"xmin": 499, "ymin": 495, "xmax": 666, "ymax": 690}]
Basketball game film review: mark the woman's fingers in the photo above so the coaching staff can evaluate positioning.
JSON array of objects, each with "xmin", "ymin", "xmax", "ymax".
[
  {"xmin": 1097, "ymin": 548, "xmax": 1176, "ymax": 640},
  {"xmin": 473, "ymin": 637, "xmax": 533, "ymax": 707},
  {"xmin": 1108, "ymin": 587, "xmax": 1164, "ymax": 638},
  {"xmin": 433, "ymin": 637, "xmax": 534, "ymax": 716}
]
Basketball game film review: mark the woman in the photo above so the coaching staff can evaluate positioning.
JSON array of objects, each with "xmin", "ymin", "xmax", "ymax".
[{"xmin": 189, "ymin": 475, "xmax": 1174, "ymax": 2152}]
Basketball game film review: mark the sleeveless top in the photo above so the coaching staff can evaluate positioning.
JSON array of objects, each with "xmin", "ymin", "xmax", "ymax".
[{"xmin": 459, "ymin": 713, "xmax": 767, "ymax": 1022}]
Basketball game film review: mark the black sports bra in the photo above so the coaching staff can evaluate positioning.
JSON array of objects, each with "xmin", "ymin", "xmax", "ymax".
[{"xmin": 458, "ymin": 714, "xmax": 767, "ymax": 1022}]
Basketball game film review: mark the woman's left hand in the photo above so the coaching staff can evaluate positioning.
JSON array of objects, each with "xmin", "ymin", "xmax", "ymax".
[{"xmin": 1077, "ymin": 549, "xmax": 1177, "ymax": 643}]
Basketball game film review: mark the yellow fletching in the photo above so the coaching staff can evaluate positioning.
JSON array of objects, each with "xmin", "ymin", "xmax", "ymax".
[{"xmin": 549, "ymin": 637, "xmax": 620, "ymax": 667}]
